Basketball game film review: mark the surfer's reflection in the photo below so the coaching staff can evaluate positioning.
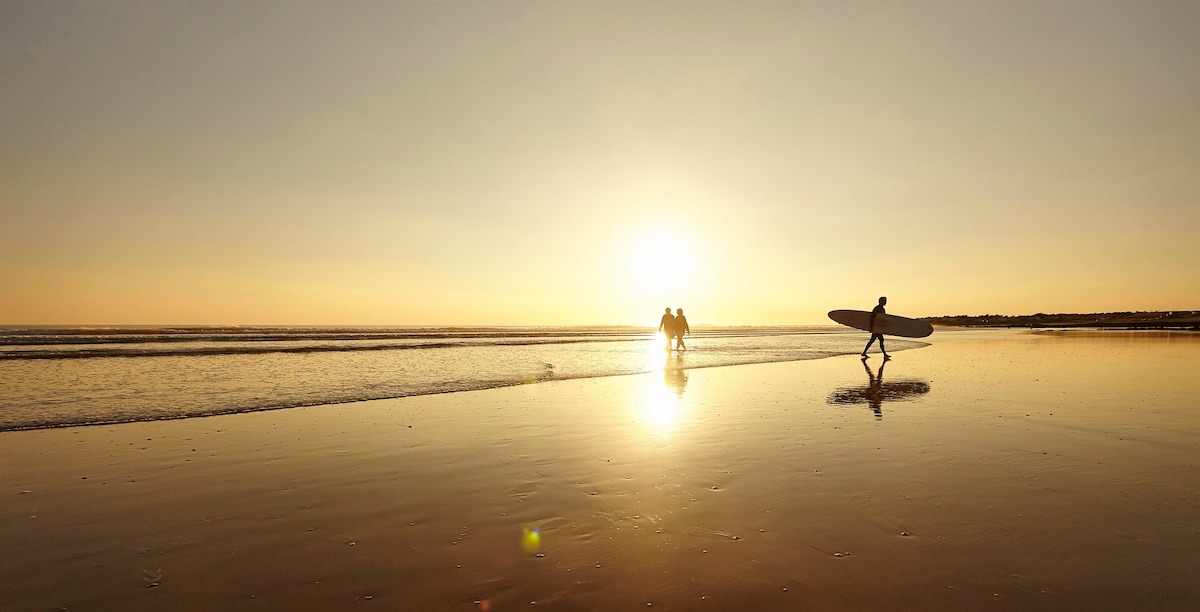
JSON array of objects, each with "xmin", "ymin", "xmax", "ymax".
[
  {"xmin": 663, "ymin": 353, "xmax": 688, "ymax": 396},
  {"xmin": 827, "ymin": 358, "xmax": 930, "ymax": 420}
]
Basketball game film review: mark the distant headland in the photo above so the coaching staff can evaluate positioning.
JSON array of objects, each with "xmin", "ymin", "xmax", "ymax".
[{"xmin": 923, "ymin": 311, "xmax": 1200, "ymax": 330}]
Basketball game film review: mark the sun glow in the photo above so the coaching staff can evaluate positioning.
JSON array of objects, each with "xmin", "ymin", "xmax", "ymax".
[{"xmin": 624, "ymin": 232, "xmax": 700, "ymax": 303}]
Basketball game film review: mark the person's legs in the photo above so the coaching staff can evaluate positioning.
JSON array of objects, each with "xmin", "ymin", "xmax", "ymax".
[
  {"xmin": 862, "ymin": 334, "xmax": 878, "ymax": 356},
  {"xmin": 880, "ymin": 335, "xmax": 889, "ymax": 359},
  {"xmin": 676, "ymin": 333, "xmax": 686, "ymax": 351}
]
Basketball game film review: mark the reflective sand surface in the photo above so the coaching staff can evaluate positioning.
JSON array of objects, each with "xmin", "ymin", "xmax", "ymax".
[{"xmin": 1, "ymin": 330, "xmax": 1197, "ymax": 610}]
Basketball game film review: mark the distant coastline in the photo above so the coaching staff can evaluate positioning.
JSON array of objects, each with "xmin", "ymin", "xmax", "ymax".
[{"xmin": 924, "ymin": 310, "xmax": 1200, "ymax": 331}]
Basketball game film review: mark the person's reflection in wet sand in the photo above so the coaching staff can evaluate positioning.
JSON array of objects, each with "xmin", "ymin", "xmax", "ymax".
[
  {"xmin": 663, "ymin": 353, "xmax": 688, "ymax": 396},
  {"xmin": 863, "ymin": 357, "xmax": 885, "ymax": 419},
  {"xmin": 827, "ymin": 358, "xmax": 930, "ymax": 420}
]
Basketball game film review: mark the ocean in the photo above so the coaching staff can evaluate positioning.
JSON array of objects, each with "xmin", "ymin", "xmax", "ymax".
[{"xmin": 0, "ymin": 326, "xmax": 926, "ymax": 431}]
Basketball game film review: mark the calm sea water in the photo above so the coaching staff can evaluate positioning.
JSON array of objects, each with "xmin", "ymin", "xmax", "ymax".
[{"xmin": 0, "ymin": 326, "xmax": 926, "ymax": 430}]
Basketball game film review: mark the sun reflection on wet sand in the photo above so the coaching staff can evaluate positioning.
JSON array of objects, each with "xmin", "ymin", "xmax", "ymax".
[{"xmin": 635, "ymin": 353, "xmax": 690, "ymax": 439}]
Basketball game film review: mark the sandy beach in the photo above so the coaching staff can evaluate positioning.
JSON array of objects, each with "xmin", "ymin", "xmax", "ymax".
[{"xmin": 3, "ymin": 330, "xmax": 1198, "ymax": 610}]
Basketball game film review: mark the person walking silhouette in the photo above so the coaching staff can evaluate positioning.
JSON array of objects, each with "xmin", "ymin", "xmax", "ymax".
[
  {"xmin": 658, "ymin": 308, "xmax": 675, "ymax": 350},
  {"xmin": 674, "ymin": 308, "xmax": 690, "ymax": 351},
  {"xmin": 862, "ymin": 297, "xmax": 890, "ymax": 359}
]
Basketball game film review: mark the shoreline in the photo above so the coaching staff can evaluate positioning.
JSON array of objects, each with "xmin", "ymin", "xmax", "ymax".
[
  {"xmin": 939, "ymin": 324, "xmax": 1200, "ymax": 331},
  {"xmin": 1, "ymin": 338, "xmax": 930, "ymax": 433}
]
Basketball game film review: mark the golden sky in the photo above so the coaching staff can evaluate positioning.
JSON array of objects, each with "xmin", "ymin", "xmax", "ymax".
[{"xmin": 2, "ymin": 2, "xmax": 1198, "ymax": 325}]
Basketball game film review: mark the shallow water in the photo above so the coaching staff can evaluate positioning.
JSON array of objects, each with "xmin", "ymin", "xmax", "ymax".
[{"xmin": 0, "ymin": 326, "xmax": 925, "ymax": 430}]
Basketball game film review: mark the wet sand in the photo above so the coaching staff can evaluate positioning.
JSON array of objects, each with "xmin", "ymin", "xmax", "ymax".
[{"xmin": 2, "ymin": 330, "xmax": 1198, "ymax": 610}]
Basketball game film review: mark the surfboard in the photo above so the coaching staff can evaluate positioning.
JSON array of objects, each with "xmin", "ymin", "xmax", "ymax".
[{"xmin": 828, "ymin": 310, "xmax": 934, "ymax": 338}]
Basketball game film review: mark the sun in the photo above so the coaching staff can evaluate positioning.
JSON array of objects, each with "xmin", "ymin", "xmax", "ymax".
[{"xmin": 625, "ymin": 233, "xmax": 698, "ymax": 298}]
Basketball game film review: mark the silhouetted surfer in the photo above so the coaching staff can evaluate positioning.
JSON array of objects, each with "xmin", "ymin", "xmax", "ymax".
[
  {"xmin": 674, "ymin": 308, "xmax": 690, "ymax": 351},
  {"xmin": 658, "ymin": 308, "xmax": 675, "ymax": 350},
  {"xmin": 862, "ymin": 296, "xmax": 890, "ymax": 359}
]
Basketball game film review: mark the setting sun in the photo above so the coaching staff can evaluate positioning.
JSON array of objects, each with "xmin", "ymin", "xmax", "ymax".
[{"xmin": 619, "ymin": 227, "xmax": 710, "ymax": 312}]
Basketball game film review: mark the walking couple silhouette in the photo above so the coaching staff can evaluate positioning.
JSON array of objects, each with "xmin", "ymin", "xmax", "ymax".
[{"xmin": 658, "ymin": 308, "xmax": 690, "ymax": 351}]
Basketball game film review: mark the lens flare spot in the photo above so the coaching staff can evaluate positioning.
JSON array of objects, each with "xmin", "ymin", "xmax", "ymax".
[{"xmin": 521, "ymin": 527, "xmax": 541, "ymax": 554}]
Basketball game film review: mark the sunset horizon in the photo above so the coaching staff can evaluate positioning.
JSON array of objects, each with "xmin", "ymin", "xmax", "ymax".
[
  {"xmin": 2, "ymin": 305, "xmax": 1199, "ymax": 328},
  {"xmin": 4, "ymin": 3, "xmax": 1198, "ymax": 610}
]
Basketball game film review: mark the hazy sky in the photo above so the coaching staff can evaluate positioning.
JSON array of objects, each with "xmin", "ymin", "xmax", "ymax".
[{"xmin": 3, "ymin": 1, "xmax": 1198, "ymax": 325}]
